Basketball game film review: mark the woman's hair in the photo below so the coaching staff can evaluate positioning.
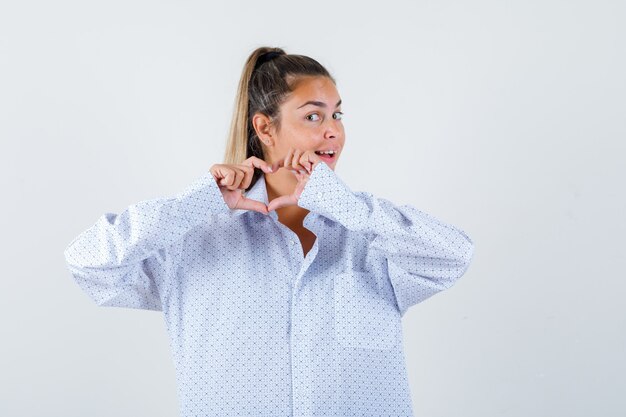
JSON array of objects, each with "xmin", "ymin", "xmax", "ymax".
[{"xmin": 223, "ymin": 46, "xmax": 336, "ymax": 192}]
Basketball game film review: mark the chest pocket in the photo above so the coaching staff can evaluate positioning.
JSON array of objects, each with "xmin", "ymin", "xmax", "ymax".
[{"xmin": 333, "ymin": 270, "xmax": 401, "ymax": 350}]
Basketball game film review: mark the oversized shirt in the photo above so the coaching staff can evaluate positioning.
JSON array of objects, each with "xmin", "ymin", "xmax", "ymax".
[{"xmin": 64, "ymin": 161, "xmax": 475, "ymax": 417}]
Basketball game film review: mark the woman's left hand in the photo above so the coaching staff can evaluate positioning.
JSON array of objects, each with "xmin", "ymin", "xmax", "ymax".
[{"xmin": 267, "ymin": 148, "xmax": 323, "ymax": 212}]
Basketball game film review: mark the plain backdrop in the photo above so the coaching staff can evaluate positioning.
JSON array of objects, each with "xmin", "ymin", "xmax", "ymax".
[{"xmin": 1, "ymin": 1, "xmax": 624, "ymax": 416}]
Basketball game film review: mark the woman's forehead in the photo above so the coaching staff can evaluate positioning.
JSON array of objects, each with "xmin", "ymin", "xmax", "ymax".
[{"xmin": 285, "ymin": 77, "xmax": 341, "ymax": 107}]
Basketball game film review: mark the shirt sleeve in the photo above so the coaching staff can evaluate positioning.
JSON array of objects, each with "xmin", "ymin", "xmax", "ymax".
[
  {"xmin": 297, "ymin": 161, "xmax": 475, "ymax": 316},
  {"xmin": 63, "ymin": 171, "xmax": 231, "ymax": 311}
]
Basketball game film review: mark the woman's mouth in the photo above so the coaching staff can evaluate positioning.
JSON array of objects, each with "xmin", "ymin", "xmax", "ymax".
[{"xmin": 314, "ymin": 150, "xmax": 336, "ymax": 162}]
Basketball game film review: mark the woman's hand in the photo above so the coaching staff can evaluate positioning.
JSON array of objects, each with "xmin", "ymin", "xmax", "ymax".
[
  {"xmin": 209, "ymin": 156, "xmax": 279, "ymax": 215},
  {"xmin": 267, "ymin": 148, "xmax": 324, "ymax": 212}
]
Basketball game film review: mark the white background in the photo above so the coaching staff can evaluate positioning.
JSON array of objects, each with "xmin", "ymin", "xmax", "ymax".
[{"xmin": 1, "ymin": 1, "xmax": 624, "ymax": 416}]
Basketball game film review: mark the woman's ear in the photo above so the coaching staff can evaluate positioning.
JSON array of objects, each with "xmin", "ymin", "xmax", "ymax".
[{"xmin": 252, "ymin": 112, "xmax": 274, "ymax": 146}]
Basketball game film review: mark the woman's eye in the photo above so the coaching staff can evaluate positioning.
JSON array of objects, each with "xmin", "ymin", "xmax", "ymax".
[{"xmin": 306, "ymin": 112, "xmax": 343, "ymax": 121}]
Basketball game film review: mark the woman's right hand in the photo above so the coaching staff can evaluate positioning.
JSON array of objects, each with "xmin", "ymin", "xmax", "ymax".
[{"xmin": 209, "ymin": 156, "xmax": 278, "ymax": 215}]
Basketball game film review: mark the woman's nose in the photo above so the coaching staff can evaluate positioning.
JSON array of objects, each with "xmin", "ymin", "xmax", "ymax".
[{"xmin": 323, "ymin": 119, "xmax": 342, "ymax": 138}]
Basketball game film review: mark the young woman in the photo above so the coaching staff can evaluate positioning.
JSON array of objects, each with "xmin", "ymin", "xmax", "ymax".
[{"xmin": 64, "ymin": 46, "xmax": 475, "ymax": 417}]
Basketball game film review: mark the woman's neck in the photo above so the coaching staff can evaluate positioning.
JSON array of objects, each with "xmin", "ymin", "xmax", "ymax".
[{"xmin": 264, "ymin": 172, "xmax": 310, "ymax": 228}]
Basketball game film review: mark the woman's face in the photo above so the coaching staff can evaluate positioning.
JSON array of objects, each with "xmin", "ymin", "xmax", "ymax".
[{"xmin": 263, "ymin": 75, "xmax": 345, "ymax": 171}]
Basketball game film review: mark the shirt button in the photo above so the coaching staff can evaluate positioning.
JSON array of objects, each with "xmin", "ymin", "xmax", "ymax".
[
  {"xmin": 317, "ymin": 192, "xmax": 323, "ymax": 198},
  {"xmin": 291, "ymin": 240, "xmax": 297, "ymax": 245}
]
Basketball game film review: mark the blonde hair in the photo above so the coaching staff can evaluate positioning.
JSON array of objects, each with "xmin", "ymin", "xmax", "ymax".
[{"xmin": 223, "ymin": 46, "xmax": 336, "ymax": 192}]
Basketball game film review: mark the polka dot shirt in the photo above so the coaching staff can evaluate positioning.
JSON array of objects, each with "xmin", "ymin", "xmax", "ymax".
[{"xmin": 64, "ymin": 161, "xmax": 475, "ymax": 416}]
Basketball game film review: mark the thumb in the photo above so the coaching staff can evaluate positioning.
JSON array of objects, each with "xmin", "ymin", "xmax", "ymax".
[
  {"xmin": 267, "ymin": 195, "xmax": 298, "ymax": 212},
  {"xmin": 236, "ymin": 196, "xmax": 269, "ymax": 215}
]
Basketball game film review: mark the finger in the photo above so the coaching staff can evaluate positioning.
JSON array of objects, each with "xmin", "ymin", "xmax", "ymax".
[
  {"xmin": 301, "ymin": 150, "xmax": 317, "ymax": 174},
  {"xmin": 243, "ymin": 156, "xmax": 274, "ymax": 174},
  {"xmin": 209, "ymin": 166, "xmax": 220, "ymax": 183},
  {"xmin": 292, "ymin": 169, "xmax": 311, "ymax": 198},
  {"xmin": 283, "ymin": 148, "xmax": 294, "ymax": 171},
  {"xmin": 292, "ymin": 168, "xmax": 310, "ymax": 184},
  {"xmin": 237, "ymin": 164, "xmax": 255, "ymax": 189},
  {"xmin": 299, "ymin": 151, "xmax": 315, "ymax": 174},
  {"xmin": 291, "ymin": 149, "xmax": 304, "ymax": 171},
  {"xmin": 307, "ymin": 151, "xmax": 323, "ymax": 173},
  {"xmin": 236, "ymin": 196, "xmax": 269, "ymax": 215},
  {"xmin": 226, "ymin": 168, "xmax": 245, "ymax": 190},
  {"xmin": 210, "ymin": 165, "xmax": 230, "ymax": 183},
  {"xmin": 267, "ymin": 194, "xmax": 298, "ymax": 212},
  {"xmin": 219, "ymin": 169, "xmax": 235, "ymax": 188}
]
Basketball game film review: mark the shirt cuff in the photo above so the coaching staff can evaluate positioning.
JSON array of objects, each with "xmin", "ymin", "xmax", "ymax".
[
  {"xmin": 297, "ymin": 161, "xmax": 372, "ymax": 233},
  {"xmin": 176, "ymin": 171, "xmax": 232, "ymax": 223}
]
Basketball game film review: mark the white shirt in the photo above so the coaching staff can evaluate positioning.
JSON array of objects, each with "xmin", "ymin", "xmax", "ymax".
[{"xmin": 64, "ymin": 161, "xmax": 475, "ymax": 416}]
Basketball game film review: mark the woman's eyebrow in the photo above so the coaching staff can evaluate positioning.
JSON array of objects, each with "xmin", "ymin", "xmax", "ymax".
[{"xmin": 297, "ymin": 99, "xmax": 342, "ymax": 109}]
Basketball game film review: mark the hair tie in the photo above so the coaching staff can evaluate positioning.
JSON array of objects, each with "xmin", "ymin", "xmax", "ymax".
[{"xmin": 255, "ymin": 51, "xmax": 282, "ymax": 70}]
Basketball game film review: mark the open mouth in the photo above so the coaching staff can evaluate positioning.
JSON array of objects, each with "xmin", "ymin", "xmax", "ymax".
[{"xmin": 314, "ymin": 150, "xmax": 336, "ymax": 160}]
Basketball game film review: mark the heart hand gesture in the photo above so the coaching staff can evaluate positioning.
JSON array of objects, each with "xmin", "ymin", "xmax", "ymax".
[
  {"xmin": 209, "ymin": 149, "xmax": 324, "ymax": 214},
  {"xmin": 266, "ymin": 148, "xmax": 324, "ymax": 212}
]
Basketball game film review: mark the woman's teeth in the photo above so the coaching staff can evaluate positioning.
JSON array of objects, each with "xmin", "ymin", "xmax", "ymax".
[{"xmin": 315, "ymin": 150, "xmax": 335, "ymax": 155}]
